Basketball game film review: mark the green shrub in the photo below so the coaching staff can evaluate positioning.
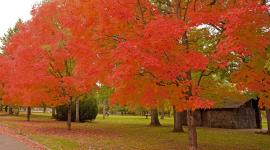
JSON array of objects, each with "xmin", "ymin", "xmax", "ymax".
[{"xmin": 56, "ymin": 94, "xmax": 98, "ymax": 122}]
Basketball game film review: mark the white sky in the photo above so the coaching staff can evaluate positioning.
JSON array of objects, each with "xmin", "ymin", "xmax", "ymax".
[{"xmin": 0, "ymin": 0, "xmax": 42, "ymax": 38}]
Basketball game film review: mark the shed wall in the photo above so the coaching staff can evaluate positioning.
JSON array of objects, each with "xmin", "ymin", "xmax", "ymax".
[{"xmin": 181, "ymin": 100, "xmax": 261, "ymax": 129}]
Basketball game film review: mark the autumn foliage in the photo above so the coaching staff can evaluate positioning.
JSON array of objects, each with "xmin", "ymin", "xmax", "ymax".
[
  {"xmin": 0, "ymin": 0, "xmax": 267, "ymax": 113},
  {"xmin": 1, "ymin": 0, "xmax": 102, "ymax": 107},
  {"xmin": 0, "ymin": 0, "xmax": 269, "ymax": 149}
]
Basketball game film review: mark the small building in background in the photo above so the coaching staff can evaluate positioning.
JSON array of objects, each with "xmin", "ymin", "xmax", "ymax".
[{"xmin": 183, "ymin": 99, "xmax": 261, "ymax": 129}]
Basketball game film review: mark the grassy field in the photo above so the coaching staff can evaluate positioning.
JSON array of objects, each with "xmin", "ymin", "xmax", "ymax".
[
  {"xmin": 262, "ymin": 111, "xmax": 267, "ymax": 130},
  {"xmin": 0, "ymin": 112, "xmax": 269, "ymax": 150}
]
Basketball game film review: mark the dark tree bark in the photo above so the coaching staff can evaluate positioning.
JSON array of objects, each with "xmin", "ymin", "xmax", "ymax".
[
  {"xmin": 27, "ymin": 107, "xmax": 31, "ymax": 121},
  {"xmin": 75, "ymin": 100, "xmax": 80, "ymax": 122},
  {"xmin": 43, "ymin": 106, "xmax": 47, "ymax": 113},
  {"xmin": 52, "ymin": 107, "xmax": 56, "ymax": 119},
  {"xmin": 8, "ymin": 106, "xmax": 13, "ymax": 115},
  {"xmin": 266, "ymin": 108, "xmax": 270, "ymax": 134},
  {"xmin": 67, "ymin": 98, "xmax": 72, "ymax": 130},
  {"xmin": 186, "ymin": 70, "xmax": 198, "ymax": 150},
  {"xmin": 145, "ymin": 111, "xmax": 149, "ymax": 119},
  {"xmin": 4, "ymin": 106, "xmax": 8, "ymax": 112},
  {"xmin": 187, "ymin": 110, "xmax": 198, "ymax": 150},
  {"xmin": 150, "ymin": 108, "xmax": 161, "ymax": 126},
  {"xmin": 173, "ymin": 107, "xmax": 184, "ymax": 132}
]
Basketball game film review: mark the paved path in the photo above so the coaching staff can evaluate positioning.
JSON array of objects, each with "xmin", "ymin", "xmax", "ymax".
[{"xmin": 0, "ymin": 135, "xmax": 32, "ymax": 150}]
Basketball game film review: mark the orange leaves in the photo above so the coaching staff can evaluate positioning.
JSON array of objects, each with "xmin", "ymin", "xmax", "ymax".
[
  {"xmin": 259, "ymin": 98, "xmax": 270, "ymax": 108},
  {"xmin": 230, "ymin": 51, "xmax": 270, "ymax": 108},
  {"xmin": 0, "ymin": 0, "xmax": 104, "ymax": 107},
  {"xmin": 1, "ymin": 0, "xmax": 270, "ymax": 111},
  {"xmin": 214, "ymin": 3, "xmax": 270, "ymax": 59},
  {"xmin": 95, "ymin": 0, "xmax": 142, "ymax": 38},
  {"xmin": 143, "ymin": 15, "xmax": 186, "ymax": 51},
  {"xmin": 182, "ymin": 51, "xmax": 209, "ymax": 71},
  {"xmin": 97, "ymin": 0, "xmax": 137, "ymax": 21},
  {"xmin": 188, "ymin": 9, "xmax": 223, "ymax": 28},
  {"xmin": 104, "ymin": 0, "xmax": 270, "ymax": 110},
  {"xmin": 175, "ymin": 96, "xmax": 214, "ymax": 112},
  {"xmin": 143, "ymin": 15, "xmax": 184, "ymax": 45}
]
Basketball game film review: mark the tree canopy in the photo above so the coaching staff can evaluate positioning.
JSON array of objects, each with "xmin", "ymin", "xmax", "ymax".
[{"xmin": 0, "ymin": 0, "xmax": 269, "ymax": 149}]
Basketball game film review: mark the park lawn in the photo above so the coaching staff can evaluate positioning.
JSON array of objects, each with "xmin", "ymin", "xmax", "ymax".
[
  {"xmin": 261, "ymin": 111, "xmax": 267, "ymax": 129},
  {"xmin": 0, "ymin": 112, "xmax": 269, "ymax": 150}
]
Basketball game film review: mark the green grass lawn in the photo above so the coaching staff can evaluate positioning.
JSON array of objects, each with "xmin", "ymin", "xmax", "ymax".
[
  {"xmin": 0, "ymin": 112, "xmax": 269, "ymax": 150},
  {"xmin": 262, "ymin": 111, "xmax": 267, "ymax": 129}
]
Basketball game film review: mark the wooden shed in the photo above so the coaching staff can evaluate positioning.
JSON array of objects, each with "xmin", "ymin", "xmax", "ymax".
[{"xmin": 183, "ymin": 99, "xmax": 262, "ymax": 129}]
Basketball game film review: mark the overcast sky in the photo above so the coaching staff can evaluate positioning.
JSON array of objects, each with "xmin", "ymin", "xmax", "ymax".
[{"xmin": 0, "ymin": 0, "xmax": 42, "ymax": 38}]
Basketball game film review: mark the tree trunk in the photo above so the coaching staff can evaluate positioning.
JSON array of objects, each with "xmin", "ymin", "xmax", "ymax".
[
  {"xmin": 103, "ymin": 99, "xmax": 106, "ymax": 119},
  {"xmin": 145, "ymin": 111, "xmax": 148, "ymax": 119},
  {"xmin": 266, "ymin": 108, "xmax": 270, "ymax": 134},
  {"xmin": 187, "ymin": 110, "xmax": 198, "ymax": 150},
  {"xmin": 0, "ymin": 104, "xmax": 3, "ymax": 112},
  {"xmin": 15, "ymin": 107, "xmax": 20, "ymax": 116},
  {"xmin": 27, "ymin": 107, "xmax": 31, "ymax": 121},
  {"xmin": 5, "ymin": 106, "xmax": 8, "ymax": 112},
  {"xmin": 160, "ymin": 109, "xmax": 165, "ymax": 119},
  {"xmin": 8, "ymin": 106, "xmax": 13, "ymax": 115},
  {"xmin": 43, "ymin": 106, "xmax": 47, "ymax": 113},
  {"xmin": 75, "ymin": 100, "xmax": 80, "ymax": 122},
  {"xmin": 150, "ymin": 108, "xmax": 161, "ymax": 126},
  {"xmin": 186, "ymin": 68, "xmax": 198, "ymax": 150},
  {"xmin": 67, "ymin": 98, "xmax": 72, "ymax": 130},
  {"xmin": 173, "ymin": 107, "xmax": 184, "ymax": 132},
  {"xmin": 52, "ymin": 107, "xmax": 56, "ymax": 119}
]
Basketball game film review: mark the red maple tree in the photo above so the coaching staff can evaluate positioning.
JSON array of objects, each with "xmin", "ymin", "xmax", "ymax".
[
  {"xmin": 94, "ymin": 0, "xmax": 270, "ymax": 149},
  {"xmin": 1, "ymin": 0, "xmax": 102, "ymax": 127},
  {"xmin": 0, "ymin": 0, "xmax": 269, "ymax": 150}
]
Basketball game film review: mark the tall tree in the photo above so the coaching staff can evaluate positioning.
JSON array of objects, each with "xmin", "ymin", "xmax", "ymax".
[
  {"xmin": 173, "ymin": 107, "xmax": 184, "ymax": 132},
  {"xmin": 0, "ymin": 19, "xmax": 22, "ymax": 50},
  {"xmin": 96, "ymin": 0, "xmax": 270, "ymax": 149},
  {"xmin": 1, "ymin": 1, "xmax": 101, "ymax": 128},
  {"xmin": 0, "ymin": 19, "xmax": 22, "ymax": 116},
  {"xmin": 150, "ymin": 107, "xmax": 161, "ymax": 126},
  {"xmin": 1, "ymin": 1, "xmax": 269, "ymax": 149}
]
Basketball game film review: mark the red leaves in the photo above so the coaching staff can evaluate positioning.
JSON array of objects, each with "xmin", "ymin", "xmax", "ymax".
[
  {"xmin": 173, "ymin": 96, "xmax": 214, "ymax": 112},
  {"xmin": 143, "ymin": 15, "xmax": 186, "ymax": 51},
  {"xmin": 182, "ymin": 51, "xmax": 209, "ymax": 71},
  {"xmin": 1, "ymin": 0, "xmax": 269, "ymax": 111},
  {"xmin": 105, "ymin": 0, "xmax": 270, "ymax": 110},
  {"xmin": 188, "ymin": 10, "xmax": 223, "ymax": 28},
  {"xmin": 97, "ymin": 0, "xmax": 137, "ymax": 21},
  {"xmin": 0, "ymin": 0, "xmax": 104, "ymax": 107}
]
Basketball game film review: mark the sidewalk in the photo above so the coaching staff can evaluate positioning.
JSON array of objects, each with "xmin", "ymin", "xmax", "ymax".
[
  {"xmin": 0, "ymin": 135, "xmax": 32, "ymax": 150},
  {"xmin": 0, "ymin": 126, "xmax": 47, "ymax": 150}
]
